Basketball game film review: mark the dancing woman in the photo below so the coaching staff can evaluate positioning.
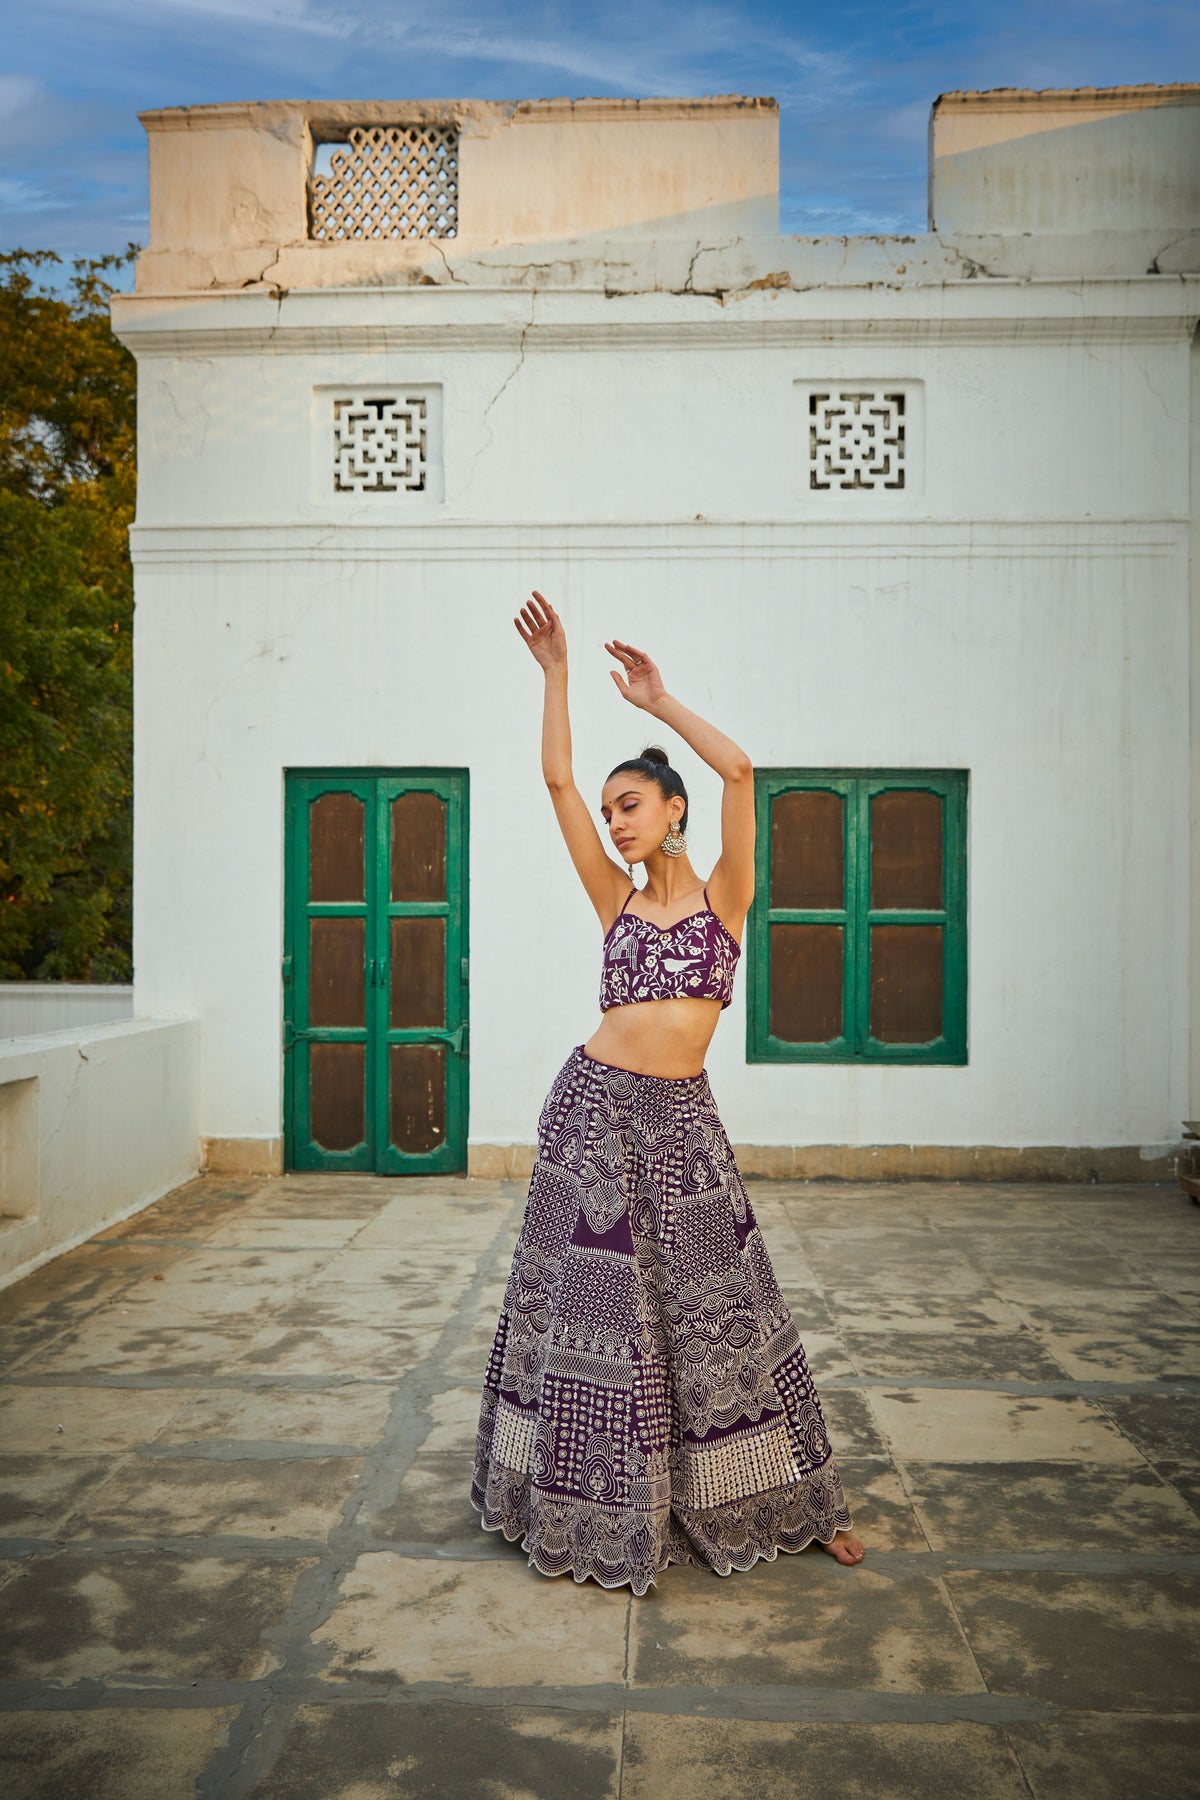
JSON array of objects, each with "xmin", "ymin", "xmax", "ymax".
[{"xmin": 470, "ymin": 591, "xmax": 865, "ymax": 1593}]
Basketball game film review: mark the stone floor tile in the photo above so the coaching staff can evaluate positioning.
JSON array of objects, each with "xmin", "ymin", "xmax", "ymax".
[
  {"xmin": 807, "ymin": 1254, "xmax": 984, "ymax": 1298},
  {"xmin": 1005, "ymin": 1711, "xmax": 1200, "ymax": 1799},
  {"xmin": 348, "ymin": 1211, "xmax": 509, "ymax": 1253},
  {"xmin": 1156, "ymin": 1461, "xmax": 1200, "ymax": 1515},
  {"xmin": 151, "ymin": 1382, "xmax": 391, "ymax": 1448},
  {"xmin": 0, "ymin": 1706, "xmax": 242, "ymax": 1800},
  {"xmin": 982, "ymin": 1261, "xmax": 1170, "ymax": 1306},
  {"xmin": 821, "ymin": 1389, "xmax": 892, "ymax": 1459},
  {"xmin": 1092, "ymin": 1393, "xmax": 1200, "ymax": 1463},
  {"xmin": 1026, "ymin": 1323, "xmax": 1200, "ymax": 1382},
  {"xmin": 823, "ymin": 1291, "xmax": 1027, "ymax": 1332},
  {"xmin": 843, "ymin": 1327, "xmax": 1069, "ymax": 1382},
  {"xmin": 419, "ymin": 1383, "xmax": 488, "ymax": 1455},
  {"xmin": 0, "ymin": 1317, "xmax": 87, "ymax": 1373},
  {"xmin": 630, "ymin": 1558, "xmax": 981, "ymax": 1693},
  {"xmin": 778, "ymin": 1290, "xmax": 837, "ymax": 1331},
  {"xmin": 790, "ymin": 1330, "xmax": 857, "ymax": 1380},
  {"xmin": 442, "ymin": 1321, "xmax": 504, "ymax": 1383},
  {"xmin": 621, "ymin": 1715, "xmax": 1031, "ymax": 1800},
  {"xmin": 250, "ymin": 1700, "xmax": 623, "ymax": 1799},
  {"xmin": 310, "ymin": 1555, "xmax": 629, "ymax": 1686},
  {"xmin": 370, "ymin": 1450, "xmax": 478, "ymax": 1545},
  {"xmin": 228, "ymin": 1321, "xmax": 442, "ymax": 1379},
  {"xmin": 119, "ymin": 1247, "xmax": 336, "ymax": 1295},
  {"xmin": 317, "ymin": 1248, "xmax": 483, "ymax": 1288},
  {"xmin": 249, "ymin": 1191, "xmax": 392, "ymax": 1219},
  {"xmin": 59, "ymin": 1452, "xmax": 365, "ymax": 1541},
  {"xmin": 0, "ymin": 1383, "xmax": 187, "ymax": 1454},
  {"xmin": 1122, "ymin": 1259, "xmax": 1200, "ymax": 1298},
  {"xmin": 0, "ymin": 1454, "xmax": 124, "ymax": 1537},
  {"xmin": 944, "ymin": 1571, "xmax": 1200, "ymax": 1711},
  {"xmin": 868, "ymin": 1390, "xmax": 1144, "ymax": 1464},
  {"xmin": 17, "ymin": 1316, "xmax": 260, "ymax": 1378},
  {"xmin": 0, "ymin": 1549, "xmax": 318, "ymax": 1682},
  {"xmin": 1014, "ymin": 1289, "xmax": 1198, "ymax": 1333},
  {"xmin": 257, "ymin": 1287, "xmax": 458, "ymax": 1332},
  {"xmin": 901, "ymin": 1460, "xmax": 1200, "ymax": 1552},
  {"xmin": 832, "ymin": 1456, "xmax": 931, "ymax": 1551},
  {"xmin": 200, "ymin": 1216, "xmax": 372, "ymax": 1251}
]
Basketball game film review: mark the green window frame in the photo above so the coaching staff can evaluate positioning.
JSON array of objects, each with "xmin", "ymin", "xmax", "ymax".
[{"xmin": 747, "ymin": 769, "xmax": 967, "ymax": 1064}]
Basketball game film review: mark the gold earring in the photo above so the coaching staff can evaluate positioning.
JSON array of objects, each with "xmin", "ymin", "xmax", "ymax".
[{"xmin": 660, "ymin": 819, "xmax": 687, "ymax": 857}]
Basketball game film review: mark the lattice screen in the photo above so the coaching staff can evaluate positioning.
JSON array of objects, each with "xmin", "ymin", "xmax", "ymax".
[
  {"xmin": 332, "ymin": 395, "xmax": 428, "ymax": 493},
  {"xmin": 809, "ymin": 389, "xmax": 906, "ymax": 490},
  {"xmin": 309, "ymin": 125, "xmax": 459, "ymax": 240}
]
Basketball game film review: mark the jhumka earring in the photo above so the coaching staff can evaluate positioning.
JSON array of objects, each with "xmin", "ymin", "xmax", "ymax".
[{"xmin": 660, "ymin": 819, "xmax": 687, "ymax": 857}]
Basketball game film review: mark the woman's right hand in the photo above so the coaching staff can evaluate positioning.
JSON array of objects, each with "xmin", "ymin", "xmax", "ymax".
[{"xmin": 514, "ymin": 591, "xmax": 567, "ymax": 671}]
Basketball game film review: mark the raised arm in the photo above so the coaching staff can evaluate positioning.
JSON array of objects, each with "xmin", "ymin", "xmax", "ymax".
[
  {"xmin": 515, "ymin": 592, "xmax": 631, "ymax": 928},
  {"xmin": 605, "ymin": 637, "xmax": 755, "ymax": 926}
]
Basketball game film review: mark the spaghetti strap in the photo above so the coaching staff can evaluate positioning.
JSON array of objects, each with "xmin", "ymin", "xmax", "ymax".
[{"xmin": 619, "ymin": 885, "xmax": 637, "ymax": 918}]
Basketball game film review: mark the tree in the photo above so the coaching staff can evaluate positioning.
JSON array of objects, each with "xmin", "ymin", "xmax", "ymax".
[{"xmin": 0, "ymin": 245, "xmax": 139, "ymax": 982}]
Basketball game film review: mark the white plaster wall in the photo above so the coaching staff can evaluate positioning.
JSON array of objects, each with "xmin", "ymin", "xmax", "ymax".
[
  {"xmin": 0, "ymin": 1018, "xmax": 202, "ymax": 1286},
  {"xmin": 0, "ymin": 985, "xmax": 134, "ymax": 1037},
  {"xmin": 127, "ymin": 510, "xmax": 1188, "ymax": 1152}
]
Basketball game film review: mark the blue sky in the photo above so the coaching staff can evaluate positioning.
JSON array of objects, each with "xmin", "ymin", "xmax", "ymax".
[{"xmin": 2, "ymin": 0, "xmax": 1196, "ymax": 287}]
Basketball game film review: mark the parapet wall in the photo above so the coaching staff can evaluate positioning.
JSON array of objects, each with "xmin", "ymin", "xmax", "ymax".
[
  {"xmin": 134, "ymin": 95, "xmax": 779, "ymax": 294},
  {"xmin": 129, "ymin": 84, "xmax": 1200, "ymax": 297},
  {"xmin": 930, "ymin": 84, "xmax": 1200, "ymax": 276}
]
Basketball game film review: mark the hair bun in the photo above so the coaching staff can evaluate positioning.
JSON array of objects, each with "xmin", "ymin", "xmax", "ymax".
[{"xmin": 640, "ymin": 745, "xmax": 671, "ymax": 767}]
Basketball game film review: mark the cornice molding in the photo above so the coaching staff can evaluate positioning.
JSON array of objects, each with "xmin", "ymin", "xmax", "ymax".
[
  {"xmin": 126, "ymin": 519, "xmax": 1186, "ymax": 564},
  {"xmin": 111, "ymin": 313, "xmax": 1196, "ymax": 357}
]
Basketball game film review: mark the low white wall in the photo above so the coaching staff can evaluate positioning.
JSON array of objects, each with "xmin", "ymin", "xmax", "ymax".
[
  {"xmin": 0, "ymin": 1016, "xmax": 202, "ymax": 1289},
  {"xmin": 0, "ymin": 984, "xmax": 134, "ymax": 1038}
]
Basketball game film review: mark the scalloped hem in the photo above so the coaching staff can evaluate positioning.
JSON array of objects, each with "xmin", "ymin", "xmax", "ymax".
[{"xmin": 468, "ymin": 1486, "xmax": 855, "ymax": 1598}]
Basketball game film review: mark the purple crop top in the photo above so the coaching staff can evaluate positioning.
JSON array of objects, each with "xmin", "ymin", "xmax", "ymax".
[{"xmin": 600, "ymin": 886, "xmax": 741, "ymax": 1012}]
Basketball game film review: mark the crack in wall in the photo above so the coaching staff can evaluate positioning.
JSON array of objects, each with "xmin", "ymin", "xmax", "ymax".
[{"xmin": 460, "ymin": 300, "xmax": 536, "ymax": 498}]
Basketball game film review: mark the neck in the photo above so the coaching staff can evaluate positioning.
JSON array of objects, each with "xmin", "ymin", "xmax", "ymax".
[{"xmin": 638, "ymin": 854, "xmax": 702, "ymax": 905}]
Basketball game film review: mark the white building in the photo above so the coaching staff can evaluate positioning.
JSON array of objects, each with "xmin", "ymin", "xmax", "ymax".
[{"xmin": 3, "ymin": 82, "xmax": 1198, "ymax": 1280}]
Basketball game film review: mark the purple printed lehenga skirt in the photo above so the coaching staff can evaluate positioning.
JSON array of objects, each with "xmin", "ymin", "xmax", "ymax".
[{"xmin": 469, "ymin": 1043, "xmax": 853, "ymax": 1595}]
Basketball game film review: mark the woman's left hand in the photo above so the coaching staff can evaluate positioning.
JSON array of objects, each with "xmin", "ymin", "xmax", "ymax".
[{"xmin": 605, "ymin": 639, "xmax": 666, "ymax": 710}]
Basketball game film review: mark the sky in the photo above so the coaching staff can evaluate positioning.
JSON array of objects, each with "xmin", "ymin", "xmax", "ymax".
[{"xmin": 1, "ymin": 0, "xmax": 1196, "ymax": 289}]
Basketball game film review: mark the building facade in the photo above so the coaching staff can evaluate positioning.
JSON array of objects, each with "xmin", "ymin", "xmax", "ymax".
[{"xmin": 106, "ymin": 85, "xmax": 1200, "ymax": 1182}]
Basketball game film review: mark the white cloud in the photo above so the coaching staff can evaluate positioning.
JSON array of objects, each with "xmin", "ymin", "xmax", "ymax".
[{"xmin": 0, "ymin": 175, "xmax": 67, "ymax": 211}]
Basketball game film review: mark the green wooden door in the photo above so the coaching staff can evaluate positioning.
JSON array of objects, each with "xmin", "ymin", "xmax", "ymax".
[{"xmin": 283, "ymin": 769, "xmax": 469, "ymax": 1172}]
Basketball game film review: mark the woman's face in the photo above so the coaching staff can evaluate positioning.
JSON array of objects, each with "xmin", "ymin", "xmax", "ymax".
[{"xmin": 600, "ymin": 774, "xmax": 681, "ymax": 863}]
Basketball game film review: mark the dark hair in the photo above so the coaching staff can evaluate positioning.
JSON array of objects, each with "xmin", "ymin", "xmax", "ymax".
[{"xmin": 606, "ymin": 744, "xmax": 688, "ymax": 832}]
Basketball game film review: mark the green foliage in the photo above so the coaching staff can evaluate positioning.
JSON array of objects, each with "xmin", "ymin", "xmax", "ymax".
[{"xmin": 0, "ymin": 244, "xmax": 139, "ymax": 981}]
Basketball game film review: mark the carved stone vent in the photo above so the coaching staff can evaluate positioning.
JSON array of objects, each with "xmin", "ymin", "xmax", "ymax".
[
  {"xmin": 809, "ymin": 389, "xmax": 906, "ymax": 490},
  {"xmin": 309, "ymin": 125, "xmax": 459, "ymax": 240},
  {"xmin": 332, "ymin": 394, "xmax": 427, "ymax": 493}
]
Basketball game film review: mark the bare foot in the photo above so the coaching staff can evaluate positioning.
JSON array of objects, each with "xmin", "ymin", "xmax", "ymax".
[{"xmin": 820, "ymin": 1528, "xmax": 865, "ymax": 1565}]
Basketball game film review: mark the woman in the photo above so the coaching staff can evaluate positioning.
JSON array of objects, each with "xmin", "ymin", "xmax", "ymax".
[{"xmin": 469, "ymin": 591, "xmax": 865, "ymax": 1593}]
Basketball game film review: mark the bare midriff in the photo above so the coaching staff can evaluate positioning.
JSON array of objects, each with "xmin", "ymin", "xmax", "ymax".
[{"xmin": 582, "ymin": 995, "xmax": 725, "ymax": 1079}]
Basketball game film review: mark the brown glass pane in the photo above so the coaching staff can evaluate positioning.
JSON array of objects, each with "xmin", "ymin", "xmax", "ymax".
[
  {"xmin": 389, "ymin": 1044, "xmax": 446, "ymax": 1152},
  {"xmin": 870, "ymin": 790, "xmax": 943, "ymax": 910},
  {"xmin": 870, "ymin": 924, "xmax": 943, "ymax": 1042},
  {"xmin": 309, "ymin": 918, "xmax": 365, "ymax": 1027},
  {"xmin": 309, "ymin": 793, "xmax": 364, "ymax": 902},
  {"xmin": 769, "ymin": 923, "xmax": 843, "ymax": 1042},
  {"xmin": 389, "ymin": 917, "xmax": 445, "ymax": 1028},
  {"xmin": 310, "ymin": 1042, "xmax": 365, "ymax": 1150},
  {"xmin": 391, "ymin": 791, "xmax": 447, "ymax": 902},
  {"xmin": 771, "ymin": 790, "xmax": 844, "ymax": 910}
]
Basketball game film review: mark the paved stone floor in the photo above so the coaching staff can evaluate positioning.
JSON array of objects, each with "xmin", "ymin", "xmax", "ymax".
[{"xmin": 0, "ymin": 1173, "xmax": 1198, "ymax": 1798}]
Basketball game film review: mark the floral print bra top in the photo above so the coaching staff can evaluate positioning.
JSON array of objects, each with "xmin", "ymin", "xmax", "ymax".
[{"xmin": 599, "ymin": 885, "xmax": 741, "ymax": 1011}]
